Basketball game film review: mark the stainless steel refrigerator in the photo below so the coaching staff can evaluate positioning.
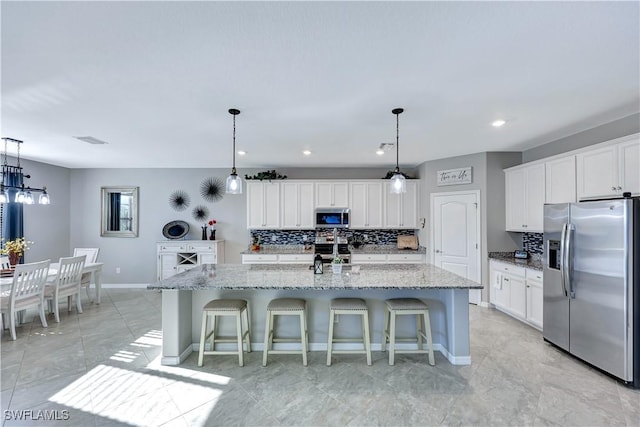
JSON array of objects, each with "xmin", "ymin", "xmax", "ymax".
[{"xmin": 543, "ymin": 198, "xmax": 639, "ymax": 387}]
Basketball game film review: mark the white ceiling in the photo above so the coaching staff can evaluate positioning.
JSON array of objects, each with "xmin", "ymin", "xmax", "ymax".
[{"xmin": 1, "ymin": 1, "xmax": 638, "ymax": 169}]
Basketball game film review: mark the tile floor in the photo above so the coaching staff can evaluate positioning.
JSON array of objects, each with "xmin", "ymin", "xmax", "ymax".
[{"xmin": 1, "ymin": 289, "xmax": 638, "ymax": 426}]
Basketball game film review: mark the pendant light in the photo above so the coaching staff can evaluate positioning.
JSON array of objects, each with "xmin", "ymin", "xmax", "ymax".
[
  {"xmin": 1, "ymin": 137, "xmax": 51, "ymax": 204},
  {"xmin": 225, "ymin": 108, "xmax": 243, "ymax": 195},
  {"xmin": 389, "ymin": 108, "xmax": 406, "ymax": 194}
]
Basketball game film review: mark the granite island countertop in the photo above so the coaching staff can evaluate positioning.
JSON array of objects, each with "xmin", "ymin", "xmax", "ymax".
[
  {"xmin": 149, "ymin": 263, "xmax": 482, "ymax": 291},
  {"xmin": 350, "ymin": 245, "xmax": 427, "ymax": 255},
  {"xmin": 488, "ymin": 252, "xmax": 543, "ymax": 271}
]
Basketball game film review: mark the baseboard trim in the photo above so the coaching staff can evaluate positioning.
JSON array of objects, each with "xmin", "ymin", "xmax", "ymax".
[
  {"xmin": 191, "ymin": 341, "xmax": 471, "ymax": 365},
  {"xmin": 478, "ymin": 301, "xmax": 491, "ymax": 308},
  {"xmin": 161, "ymin": 345, "xmax": 193, "ymax": 366}
]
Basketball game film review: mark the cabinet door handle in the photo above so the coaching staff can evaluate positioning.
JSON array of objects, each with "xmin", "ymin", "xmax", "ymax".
[
  {"xmin": 527, "ymin": 285, "xmax": 530, "ymax": 288},
  {"xmin": 617, "ymin": 186, "xmax": 622, "ymax": 191},
  {"xmin": 504, "ymin": 278, "xmax": 510, "ymax": 282},
  {"xmin": 612, "ymin": 186, "xmax": 617, "ymax": 191}
]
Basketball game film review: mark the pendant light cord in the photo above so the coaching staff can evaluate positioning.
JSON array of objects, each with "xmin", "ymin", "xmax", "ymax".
[
  {"xmin": 395, "ymin": 112, "xmax": 399, "ymax": 172},
  {"xmin": 232, "ymin": 113, "xmax": 237, "ymax": 173}
]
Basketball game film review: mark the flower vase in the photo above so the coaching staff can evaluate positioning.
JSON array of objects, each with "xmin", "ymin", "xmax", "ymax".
[
  {"xmin": 209, "ymin": 229, "xmax": 216, "ymax": 240},
  {"xmin": 201, "ymin": 227, "xmax": 207, "ymax": 240},
  {"xmin": 8, "ymin": 252, "xmax": 20, "ymax": 268},
  {"xmin": 331, "ymin": 263, "xmax": 342, "ymax": 274}
]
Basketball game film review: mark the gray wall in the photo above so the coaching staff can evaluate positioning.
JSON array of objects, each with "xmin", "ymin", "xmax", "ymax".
[
  {"xmin": 522, "ymin": 113, "xmax": 640, "ymax": 162},
  {"xmin": 15, "ymin": 157, "xmax": 71, "ymax": 265},
  {"xmin": 415, "ymin": 151, "xmax": 521, "ymax": 302}
]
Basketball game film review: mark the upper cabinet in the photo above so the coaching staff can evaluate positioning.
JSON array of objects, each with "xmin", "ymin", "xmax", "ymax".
[
  {"xmin": 315, "ymin": 182, "xmax": 349, "ymax": 207},
  {"xmin": 247, "ymin": 179, "xmax": 419, "ymax": 230},
  {"xmin": 576, "ymin": 136, "xmax": 640, "ymax": 200},
  {"xmin": 247, "ymin": 181, "xmax": 280, "ymax": 229},
  {"xmin": 505, "ymin": 163, "xmax": 545, "ymax": 232},
  {"xmin": 384, "ymin": 180, "xmax": 419, "ymax": 229},
  {"xmin": 281, "ymin": 181, "xmax": 315, "ymax": 229},
  {"xmin": 349, "ymin": 182, "xmax": 383, "ymax": 229},
  {"xmin": 545, "ymin": 156, "xmax": 576, "ymax": 203}
]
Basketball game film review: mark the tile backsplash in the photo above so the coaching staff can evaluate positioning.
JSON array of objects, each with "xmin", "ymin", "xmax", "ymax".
[
  {"xmin": 523, "ymin": 232, "xmax": 543, "ymax": 254},
  {"xmin": 250, "ymin": 229, "xmax": 416, "ymax": 246}
]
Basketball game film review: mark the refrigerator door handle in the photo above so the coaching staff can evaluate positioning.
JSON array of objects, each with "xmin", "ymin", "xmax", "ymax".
[
  {"xmin": 564, "ymin": 223, "xmax": 575, "ymax": 299},
  {"xmin": 560, "ymin": 223, "xmax": 568, "ymax": 297}
]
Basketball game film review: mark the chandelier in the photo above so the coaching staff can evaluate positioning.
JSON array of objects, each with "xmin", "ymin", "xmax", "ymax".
[{"xmin": 0, "ymin": 138, "xmax": 50, "ymax": 205}]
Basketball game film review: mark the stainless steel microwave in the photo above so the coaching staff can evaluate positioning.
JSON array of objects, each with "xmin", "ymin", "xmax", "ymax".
[{"xmin": 315, "ymin": 208, "xmax": 350, "ymax": 229}]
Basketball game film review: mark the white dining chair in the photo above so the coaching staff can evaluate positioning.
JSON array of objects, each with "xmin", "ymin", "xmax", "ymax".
[
  {"xmin": 44, "ymin": 255, "xmax": 86, "ymax": 323},
  {"xmin": 0, "ymin": 256, "xmax": 11, "ymax": 270},
  {"xmin": 73, "ymin": 248, "xmax": 99, "ymax": 300},
  {"xmin": 0, "ymin": 259, "xmax": 51, "ymax": 340}
]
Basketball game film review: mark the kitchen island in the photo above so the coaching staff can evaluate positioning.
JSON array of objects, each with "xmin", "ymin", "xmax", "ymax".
[{"xmin": 149, "ymin": 263, "xmax": 482, "ymax": 366}]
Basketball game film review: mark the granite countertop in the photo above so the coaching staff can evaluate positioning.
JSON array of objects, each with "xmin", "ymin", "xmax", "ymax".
[
  {"xmin": 241, "ymin": 244, "xmax": 426, "ymax": 255},
  {"xmin": 149, "ymin": 263, "xmax": 482, "ymax": 290},
  {"xmin": 488, "ymin": 252, "xmax": 543, "ymax": 271}
]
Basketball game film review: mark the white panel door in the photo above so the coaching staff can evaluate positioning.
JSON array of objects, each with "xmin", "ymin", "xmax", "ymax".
[{"xmin": 432, "ymin": 191, "xmax": 481, "ymax": 304}]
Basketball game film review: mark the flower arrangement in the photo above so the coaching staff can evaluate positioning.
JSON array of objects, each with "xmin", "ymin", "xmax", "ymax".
[
  {"xmin": 208, "ymin": 219, "xmax": 217, "ymax": 230},
  {"xmin": 205, "ymin": 220, "xmax": 217, "ymax": 240},
  {"xmin": 1, "ymin": 237, "xmax": 33, "ymax": 266},
  {"xmin": 331, "ymin": 256, "xmax": 343, "ymax": 264}
]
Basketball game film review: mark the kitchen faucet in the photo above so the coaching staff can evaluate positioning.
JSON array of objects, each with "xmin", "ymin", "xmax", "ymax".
[{"xmin": 332, "ymin": 228, "xmax": 338, "ymax": 257}]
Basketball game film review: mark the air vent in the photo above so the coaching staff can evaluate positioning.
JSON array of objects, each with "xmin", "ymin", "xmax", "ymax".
[{"xmin": 74, "ymin": 136, "xmax": 108, "ymax": 145}]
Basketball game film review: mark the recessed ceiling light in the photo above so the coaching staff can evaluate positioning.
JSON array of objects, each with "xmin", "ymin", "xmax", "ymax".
[
  {"xmin": 302, "ymin": 150, "xmax": 311, "ymax": 156},
  {"xmin": 237, "ymin": 150, "xmax": 247, "ymax": 155},
  {"xmin": 376, "ymin": 149, "xmax": 385, "ymax": 155},
  {"xmin": 492, "ymin": 119, "xmax": 507, "ymax": 127}
]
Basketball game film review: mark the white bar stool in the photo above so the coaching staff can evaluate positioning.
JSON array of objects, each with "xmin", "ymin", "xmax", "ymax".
[
  {"xmin": 326, "ymin": 298, "xmax": 372, "ymax": 366},
  {"xmin": 382, "ymin": 298, "xmax": 435, "ymax": 366},
  {"xmin": 262, "ymin": 298, "xmax": 309, "ymax": 366},
  {"xmin": 198, "ymin": 299, "xmax": 251, "ymax": 367}
]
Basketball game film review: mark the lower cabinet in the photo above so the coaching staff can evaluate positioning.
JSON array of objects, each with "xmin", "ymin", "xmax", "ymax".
[
  {"xmin": 242, "ymin": 253, "xmax": 313, "ymax": 264},
  {"xmin": 157, "ymin": 240, "xmax": 225, "ymax": 281},
  {"xmin": 489, "ymin": 260, "xmax": 543, "ymax": 330},
  {"xmin": 351, "ymin": 253, "xmax": 425, "ymax": 264}
]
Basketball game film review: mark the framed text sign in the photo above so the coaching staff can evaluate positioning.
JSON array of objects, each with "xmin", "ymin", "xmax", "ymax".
[{"xmin": 437, "ymin": 167, "xmax": 473, "ymax": 186}]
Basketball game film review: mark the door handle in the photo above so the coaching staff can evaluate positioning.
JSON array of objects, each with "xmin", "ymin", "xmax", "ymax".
[
  {"xmin": 435, "ymin": 249, "xmax": 441, "ymax": 253},
  {"xmin": 565, "ymin": 223, "xmax": 575, "ymax": 298},
  {"xmin": 560, "ymin": 223, "xmax": 568, "ymax": 297}
]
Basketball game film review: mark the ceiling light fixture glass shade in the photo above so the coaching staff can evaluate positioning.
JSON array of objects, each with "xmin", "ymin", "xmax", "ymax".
[
  {"xmin": 225, "ymin": 108, "xmax": 243, "ymax": 195},
  {"xmin": 1, "ymin": 137, "xmax": 51, "ymax": 205},
  {"xmin": 389, "ymin": 108, "xmax": 406, "ymax": 194}
]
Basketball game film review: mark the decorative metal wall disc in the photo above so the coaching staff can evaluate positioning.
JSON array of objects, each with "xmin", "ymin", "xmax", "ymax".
[
  {"xmin": 192, "ymin": 205, "xmax": 209, "ymax": 221},
  {"xmin": 169, "ymin": 190, "xmax": 190, "ymax": 211},
  {"xmin": 200, "ymin": 177, "xmax": 224, "ymax": 202}
]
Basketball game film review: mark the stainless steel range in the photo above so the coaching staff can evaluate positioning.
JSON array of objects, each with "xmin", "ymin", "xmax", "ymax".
[{"xmin": 314, "ymin": 230, "xmax": 350, "ymax": 263}]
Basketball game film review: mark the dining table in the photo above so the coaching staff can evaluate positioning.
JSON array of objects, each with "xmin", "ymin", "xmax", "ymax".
[{"xmin": 0, "ymin": 262, "xmax": 104, "ymax": 303}]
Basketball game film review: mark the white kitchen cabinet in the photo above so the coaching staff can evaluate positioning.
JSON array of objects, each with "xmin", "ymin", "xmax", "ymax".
[
  {"xmin": 351, "ymin": 252, "xmax": 424, "ymax": 264},
  {"xmin": 247, "ymin": 181, "xmax": 280, "ymax": 229},
  {"xmin": 545, "ymin": 155, "xmax": 576, "ymax": 203},
  {"xmin": 384, "ymin": 180, "xmax": 419, "ymax": 229},
  {"xmin": 489, "ymin": 260, "xmax": 526, "ymax": 319},
  {"xmin": 505, "ymin": 163, "xmax": 545, "ymax": 232},
  {"xmin": 526, "ymin": 269, "xmax": 543, "ymax": 330},
  {"xmin": 281, "ymin": 181, "xmax": 314, "ymax": 229},
  {"xmin": 576, "ymin": 136, "xmax": 640, "ymax": 200},
  {"xmin": 242, "ymin": 253, "xmax": 313, "ymax": 264},
  {"xmin": 157, "ymin": 240, "xmax": 225, "ymax": 281},
  {"xmin": 315, "ymin": 182, "xmax": 349, "ymax": 207},
  {"xmin": 490, "ymin": 260, "xmax": 543, "ymax": 330},
  {"xmin": 349, "ymin": 182, "xmax": 383, "ymax": 229}
]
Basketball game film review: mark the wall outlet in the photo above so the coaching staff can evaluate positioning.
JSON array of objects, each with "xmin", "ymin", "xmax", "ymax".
[{"xmin": 115, "ymin": 267, "xmax": 121, "ymax": 274}]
